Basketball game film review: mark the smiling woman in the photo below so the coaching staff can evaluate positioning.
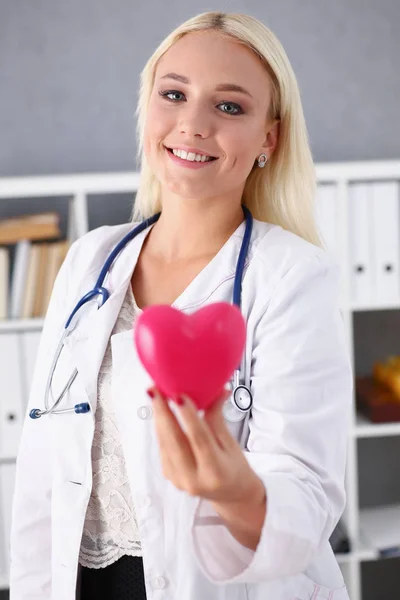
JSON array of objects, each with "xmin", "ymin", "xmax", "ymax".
[{"xmin": 10, "ymin": 10, "xmax": 352, "ymax": 600}]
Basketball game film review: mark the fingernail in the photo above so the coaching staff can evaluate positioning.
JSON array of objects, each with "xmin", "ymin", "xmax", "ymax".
[
  {"xmin": 146, "ymin": 388, "xmax": 155, "ymax": 400},
  {"xmin": 176, "ymin": 396, "xmax": 185, "ymax": 407}
]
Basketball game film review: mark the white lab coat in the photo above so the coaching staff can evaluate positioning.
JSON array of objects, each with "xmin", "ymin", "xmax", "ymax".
[{"xmin": 10, "ymin": 217, "xmax": 353, "ymax": 600}]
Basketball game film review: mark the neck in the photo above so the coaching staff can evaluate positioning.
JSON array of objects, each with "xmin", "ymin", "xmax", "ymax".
[{"xmin": 145, "ymin": 198, "xmax": 244, "ymax": 263}]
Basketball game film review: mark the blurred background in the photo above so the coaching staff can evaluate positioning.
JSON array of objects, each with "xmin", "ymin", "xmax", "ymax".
[{"xmin": 1, "ymin": 1, "xmax": 400, "ymax": 598}]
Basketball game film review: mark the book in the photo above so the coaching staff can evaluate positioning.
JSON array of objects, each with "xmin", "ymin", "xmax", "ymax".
[
  {"xmin": 0, "ymin": 212, "xmax": 61, "ymax": 245},
  {"xmin": 21, "ymin": 244, "xmax": 41, "ymax": 319},
  {"xmin": 9, "ymin": 240, "xmax": 31, "ymax": 319},
  {"xmin": 32, "ymin": 243, "xmax": 49, "ymax": 318},
  {"xmin": 0, "ymin": 247, "xmax": 9, "ymax": 319},
  {"xmin": 41, "ymin": 240, "xmax": 70, "ymax": 316}
]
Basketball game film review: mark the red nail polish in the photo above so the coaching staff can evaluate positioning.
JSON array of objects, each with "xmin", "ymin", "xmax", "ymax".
[
  {"xmin": 147, "ymin": 388, "xmax": 155, "ymax": 399},
  {"xmin": 176, "ymin": 396, "xmax": 185, "ymax": 407}
]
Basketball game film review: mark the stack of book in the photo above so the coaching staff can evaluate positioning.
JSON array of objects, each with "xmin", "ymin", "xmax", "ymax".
[{"xmin": 0, "ymin": 212, "xmax": 70, "ymax": 320}]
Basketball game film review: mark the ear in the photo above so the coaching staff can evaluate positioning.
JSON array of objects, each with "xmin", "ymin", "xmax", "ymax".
[{"xmin": 260, "ymin": 119, "xmax": 280, "ymax": 159}]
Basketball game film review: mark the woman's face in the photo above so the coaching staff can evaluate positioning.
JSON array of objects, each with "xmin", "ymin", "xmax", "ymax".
[{"xmin": 143, "ymin": 30, "xmax": 278, "ymax": 204}]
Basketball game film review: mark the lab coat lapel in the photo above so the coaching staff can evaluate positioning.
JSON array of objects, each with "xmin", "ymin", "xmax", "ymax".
[
  {"xmin": 63, "ymin": 226, "xmax": 151, "ymax": 414},
  {"xmin": 173, "ymin": 219, "xmax": 248, "ymax": 311}
]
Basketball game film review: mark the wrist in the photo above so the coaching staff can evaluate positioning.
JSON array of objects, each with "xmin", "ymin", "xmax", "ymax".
[{"xmin": 211, "ymin": 475, "xmax": 267, "ymax": 549}]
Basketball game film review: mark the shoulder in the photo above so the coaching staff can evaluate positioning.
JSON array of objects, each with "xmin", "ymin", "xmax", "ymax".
[
  {"xmin": 244, "ymin": 219, "xmax": 341, "ymax": 320},
  {"xmin": 249, "ymin": 219, "xmax": 338, "ymax": 284},
  {"xmin": 67, "ymin": 222, "xmax": 135, "ymax": 258},
  {"xmin": 63, "ymin": 222, "xmax": 135, "ymax": 277}
]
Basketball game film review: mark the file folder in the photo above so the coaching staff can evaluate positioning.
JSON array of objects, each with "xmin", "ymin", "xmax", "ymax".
[
  {"xmin": 349, "ymin": 183, "xmax": 373, "ymax": 306},
  {"xmin": 371, "ymin": 181, "xmax": 400, "ymax": 304},
  {"xmin": 0, "ymin": 334, "xmax": 25, "ymax": 457},
  {"xmin": 20, "ymin": 331, "xmax": 42, "ymax": 413},
  {"xmin": 0, "ymin": 463, "xmax": 16, "ymax": 577}
]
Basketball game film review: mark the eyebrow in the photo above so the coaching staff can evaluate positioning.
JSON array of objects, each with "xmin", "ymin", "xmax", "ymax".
[{"xmin": 159, "ymin": 72, "xmax": 254, "ymax": 99}]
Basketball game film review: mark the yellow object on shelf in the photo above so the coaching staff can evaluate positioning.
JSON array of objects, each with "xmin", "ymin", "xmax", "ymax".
[{"xmin": 373, "ymin": 356, "xmax": 400, "ymax": 402}]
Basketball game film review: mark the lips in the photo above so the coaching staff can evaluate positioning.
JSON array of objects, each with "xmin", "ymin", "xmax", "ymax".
[{"xmin": 165, "ymin": 147, "xmax": 218, "ymax": 161}]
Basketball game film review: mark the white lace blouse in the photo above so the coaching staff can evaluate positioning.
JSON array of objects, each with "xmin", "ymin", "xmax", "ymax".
[{"xmin": 79, "ymin": 283, "xmax": 143, "ymax": 569}]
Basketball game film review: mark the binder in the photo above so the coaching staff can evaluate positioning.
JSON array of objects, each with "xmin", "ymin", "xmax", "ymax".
[
  {"xmin": 315, "ymin": 184, "xmax": 338, "ymax": 258},
  {"xmin": 20, "ymin": 331, "xmax": 42, "ymax": 412},
  {"xmin": 0, "ymin": 334, "xmax": 24, "ymax": 457},
  {"xmin": 0, "ymin": 463, "xmax": 16, "ymax": 576},
  {"xmin": 371, "ymin": 181, "xmax": 400, "ymax": 304},
  {"xmin": 349, "ymin": 183, "xmax": 373, "ymax": 306}
]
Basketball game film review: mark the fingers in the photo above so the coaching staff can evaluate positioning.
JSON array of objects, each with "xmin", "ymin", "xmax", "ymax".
[
  {"xmin": 148, "ymin": 387, "xmax": 195, "ymax": 477},
  {"xmin": 203, "ymin": 388, "xmax": 237, "ymax": 450},
  {"xmin": 175, "ymin": 393, "xmax": 220, "ymax": 459}
]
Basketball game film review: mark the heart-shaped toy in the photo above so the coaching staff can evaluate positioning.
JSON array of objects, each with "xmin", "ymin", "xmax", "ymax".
[{"xmin": 133, "ymin": 303, "xmax": 246, "ymax": 410}]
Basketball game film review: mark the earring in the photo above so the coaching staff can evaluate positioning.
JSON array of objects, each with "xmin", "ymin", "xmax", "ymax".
[{"xmin": 257, "ymin": 153, "xmax": 268, "ymax": 168}]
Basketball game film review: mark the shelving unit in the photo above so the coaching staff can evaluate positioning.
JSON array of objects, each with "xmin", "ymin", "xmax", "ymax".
[
  {"xmin": 1, "ymin": 160, "xmax": 400, "ymax": 599},
  {"xmin": 316, "ymin": 160, "xmax": 400, "ymax": 600}
]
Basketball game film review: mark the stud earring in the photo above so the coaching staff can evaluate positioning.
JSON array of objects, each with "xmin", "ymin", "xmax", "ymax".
[{"xmin": 257, "ymin": 153, "xmax": 268, "ymax": 168}]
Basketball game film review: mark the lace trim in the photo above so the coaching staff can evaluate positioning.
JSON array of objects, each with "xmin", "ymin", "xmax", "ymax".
[{"xmin": 79, "ymin": 284, "xmax": 143, "ymax": 569}]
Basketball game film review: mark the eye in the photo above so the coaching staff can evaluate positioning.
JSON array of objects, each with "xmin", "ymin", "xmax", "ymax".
[
  {"xmin": 218, "ymin": 102, "xmax": 244, "ymax": 116},
  {"xmin": 159, "ymin": 90, "xmax": 185, "ymax": 102}
]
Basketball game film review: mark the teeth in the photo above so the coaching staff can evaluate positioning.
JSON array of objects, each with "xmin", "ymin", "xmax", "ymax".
[{"xmin": 172, "ymin": 148, "xmax": 212, "ymax": 162}]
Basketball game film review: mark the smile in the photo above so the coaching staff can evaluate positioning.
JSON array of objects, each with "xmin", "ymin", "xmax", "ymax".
[{"xmin": 165, "ymin": 146, "xmax": 218, "ymax": 169}]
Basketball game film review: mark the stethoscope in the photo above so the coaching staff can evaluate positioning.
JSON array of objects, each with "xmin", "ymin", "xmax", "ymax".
[{"xmin": 30, "ymin": 205, "xmax": 254, "ymax": 421}]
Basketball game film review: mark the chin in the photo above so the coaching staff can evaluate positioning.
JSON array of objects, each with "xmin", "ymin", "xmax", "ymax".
[{"xmin": 168, "ymin": 182, "xmax": 212, "ymax": 199}]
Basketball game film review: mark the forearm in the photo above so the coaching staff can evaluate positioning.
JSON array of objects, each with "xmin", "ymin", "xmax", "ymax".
[{"xmin": 211, "ymin": 475, "xmax": 267, "ymax": 551}]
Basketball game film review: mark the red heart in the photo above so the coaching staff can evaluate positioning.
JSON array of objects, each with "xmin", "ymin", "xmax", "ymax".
[{"xmin": 133, "ymin": 303, "xmax": 246, "ymax": 410}]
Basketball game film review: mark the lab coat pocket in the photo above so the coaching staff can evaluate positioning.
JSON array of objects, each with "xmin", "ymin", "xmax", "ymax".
[
  {"xmin": 52, "ymin": 480, "xmax": 88, "ymax": 561},
  {"xmin": 51, "ymin": 480, "xmax": 91, "ymax": 600}
]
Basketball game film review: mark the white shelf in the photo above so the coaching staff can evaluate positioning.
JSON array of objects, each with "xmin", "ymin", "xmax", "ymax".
[
  {"xmin": 335, "ymin": 552, "xmax": 353, "ymax": 564},
  {"xmin": 354, "ymin": 414, "xmax": 400, "ymax": 438},
  {"xmin": 315, "ymin": 159, "xmax": 400, "ymax": 182},
  {"xmin": 359, "ymin": 503, "xmax": 400, "ymax": 559},
  {"xmin": 335, "ymin": 535, "xmax": 399, "ymax": 564},
  {"xmin": 351, "ymin": 301, "xmax": 400, "ymax": 312},
  {"xmin": 352, "ymin": 534, "xmax": 381, "ymax": 562},
  {"xmin": 0, "ymin": 318, "xmax": 44, "ymax": 332},
  {"xmin": 0, "ymin": 454, "xmax": 17, "ymax": 464},
  {"xmin": 0, "ymin": 171, "xmax": 141, "ymax": 198}
]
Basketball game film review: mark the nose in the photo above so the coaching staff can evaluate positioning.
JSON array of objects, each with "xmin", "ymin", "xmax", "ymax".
[{"xmin": 178, "ymin": 104, "xmax": 212, "ymax": 139}]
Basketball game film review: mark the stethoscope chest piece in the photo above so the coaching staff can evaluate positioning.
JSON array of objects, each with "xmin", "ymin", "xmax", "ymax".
[
  {"xmin": 222, "ymin": 379, "xmax": 253, "ymax": 423},
  {"xmin": 233, "ymin": 385, "xmax": 253, "ymax": 412}
]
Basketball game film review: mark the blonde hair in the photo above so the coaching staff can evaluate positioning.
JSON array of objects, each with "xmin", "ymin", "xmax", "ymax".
[{"xmin": 132, "ymin": 11, "xmax": 322, "ymax": 247}]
